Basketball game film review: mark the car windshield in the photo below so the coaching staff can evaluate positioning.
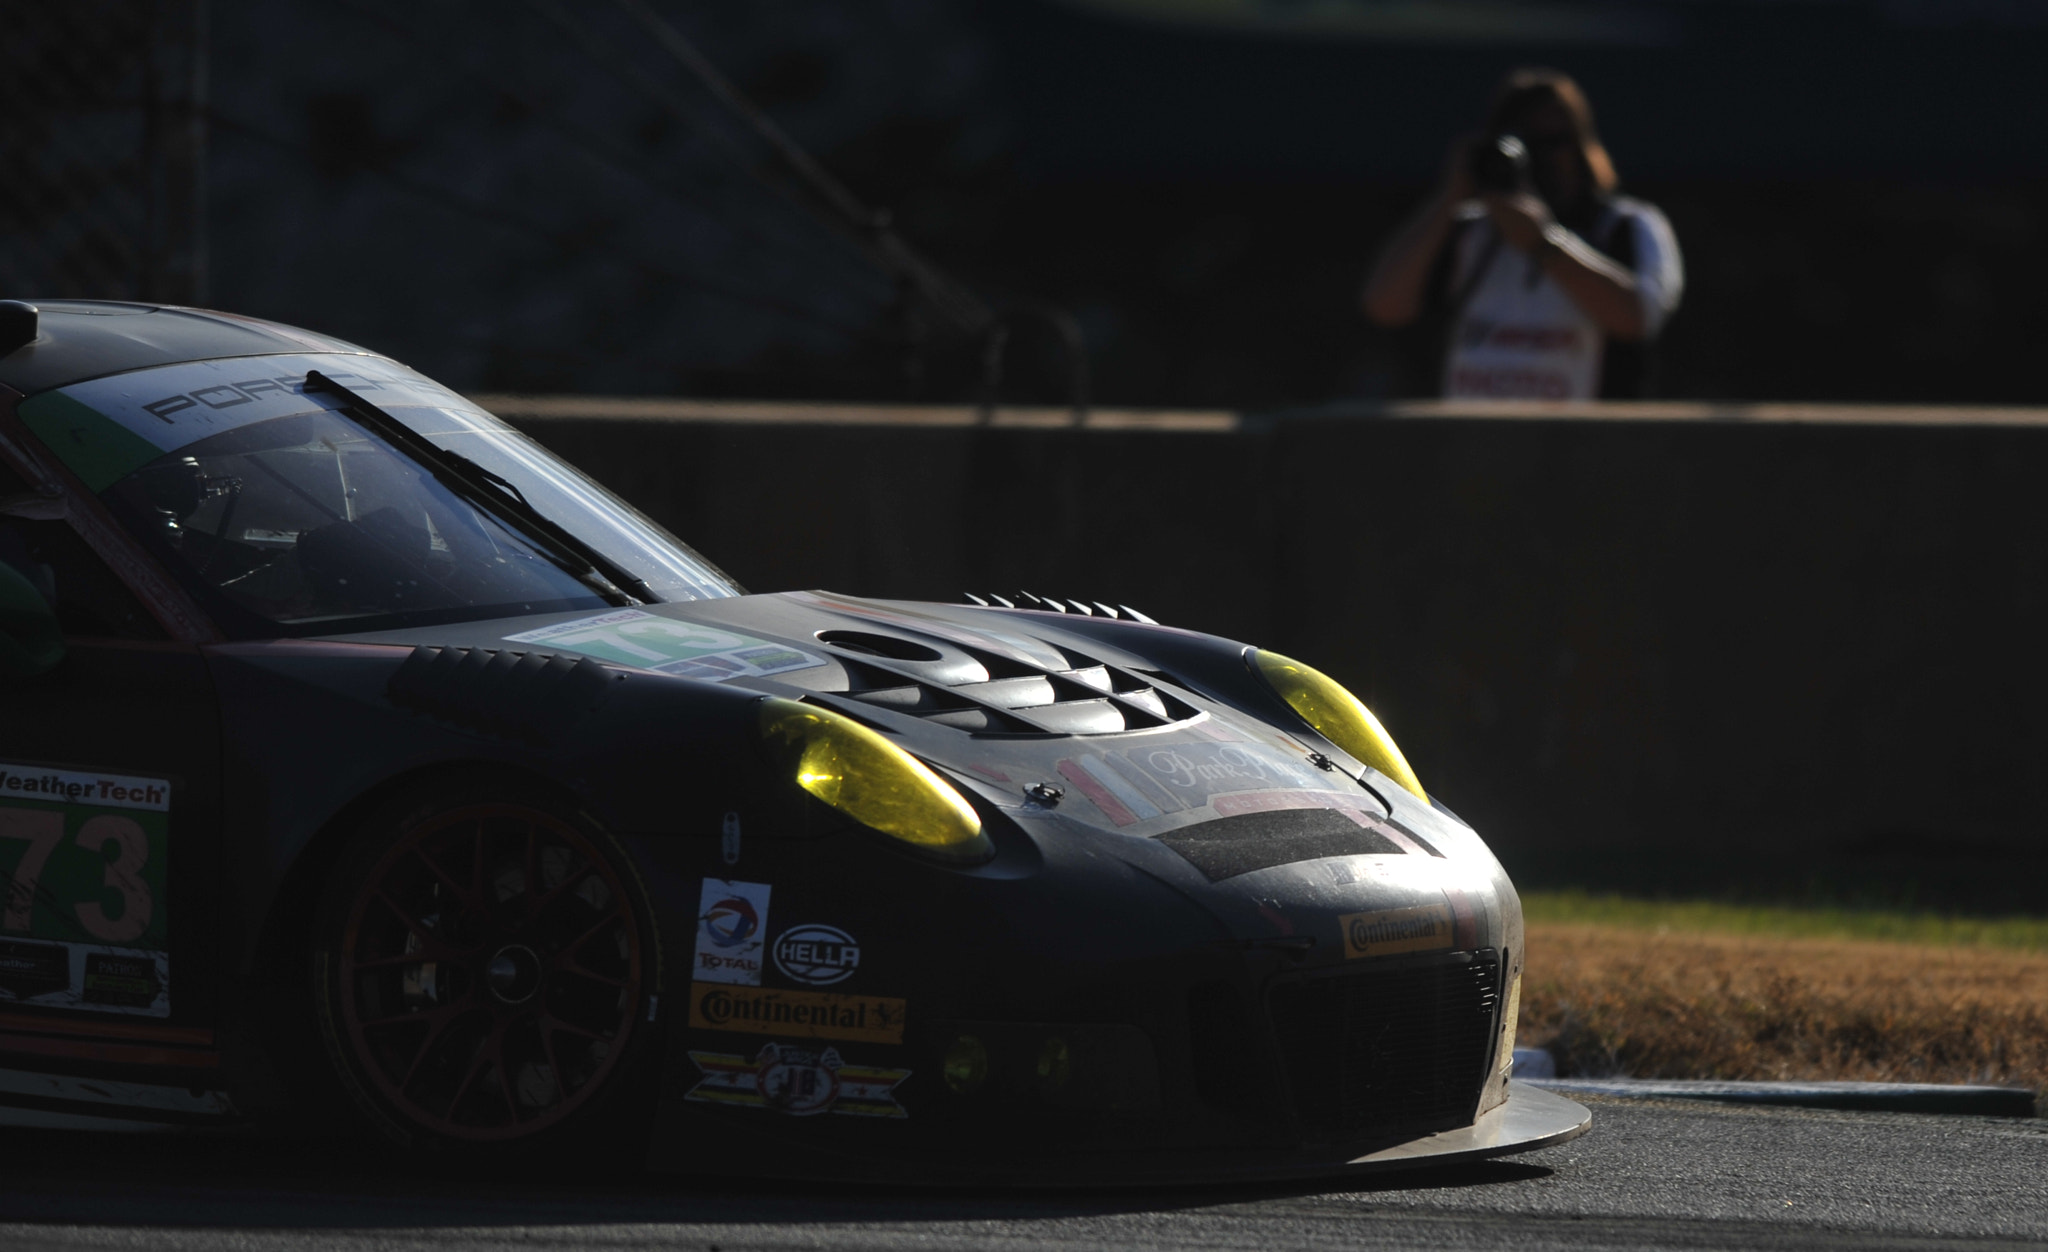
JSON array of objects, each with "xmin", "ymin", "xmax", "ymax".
[{"xmin": 18, "ymin": 353, "xmax": 739, "ymax": 637}]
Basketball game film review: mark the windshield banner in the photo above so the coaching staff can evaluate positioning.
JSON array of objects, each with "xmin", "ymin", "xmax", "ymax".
[{"xmin": 18, "ymin": 354, "xmax": 470, "ymax": 491}]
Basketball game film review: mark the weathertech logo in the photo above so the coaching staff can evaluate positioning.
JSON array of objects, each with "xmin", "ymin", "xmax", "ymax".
[
  {"xmin": 1340, "ymin": 904, "xmax": 1455, "ymax": 959},
  {"xmin": 0, "ymin": 764, "xmax": 170, "ymax": 812}
]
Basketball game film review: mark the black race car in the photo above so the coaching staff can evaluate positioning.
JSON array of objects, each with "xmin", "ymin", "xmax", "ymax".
[{"xmin": 0, "ymin": 299, "xmax": 1586, "ymax": 1182}]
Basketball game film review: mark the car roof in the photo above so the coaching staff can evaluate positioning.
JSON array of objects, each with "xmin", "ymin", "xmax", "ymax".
[{"xmin": 0, "ymin": 300, "xmax": 375, "ymax": 398}]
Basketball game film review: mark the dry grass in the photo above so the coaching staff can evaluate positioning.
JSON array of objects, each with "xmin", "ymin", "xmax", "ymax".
[
  {"xmin": 1523, "ymin": 889, "xmax": 2048, "ymax": 950},
  {"xmin": 1521, "ymin": 922, "xmax": 2048, "ymax": 1091}
]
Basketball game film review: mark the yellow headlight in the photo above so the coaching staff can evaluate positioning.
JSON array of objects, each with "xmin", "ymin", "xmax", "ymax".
[
  {"xmin": 1252, "ymin": 650, "xmax": 1426, "ymax": 800},
  {"xmin": 758, "ymin": 698, "xmax": 991, "ymax": 863}
]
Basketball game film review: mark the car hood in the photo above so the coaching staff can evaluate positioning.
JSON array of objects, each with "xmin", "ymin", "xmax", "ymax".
[{"xmin": 325, "ymin": 591, "xmax": 1472, "ymax": 855}]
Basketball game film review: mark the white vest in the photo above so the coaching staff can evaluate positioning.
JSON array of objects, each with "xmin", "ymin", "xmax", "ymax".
[{"xmin": 1441, "ymin": 198, "xmax": 1683, "ymax": 402}]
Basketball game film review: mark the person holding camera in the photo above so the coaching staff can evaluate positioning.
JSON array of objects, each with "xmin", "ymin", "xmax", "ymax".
[{"xmin": 1361, "ymin": 68, "xmax": 1682, "ymax": 400}]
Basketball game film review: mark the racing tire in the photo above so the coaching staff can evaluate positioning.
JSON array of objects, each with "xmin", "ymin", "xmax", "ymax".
[{"xmin": 311, "ymin": 773, "xmax": 662, "ymax": 1159}]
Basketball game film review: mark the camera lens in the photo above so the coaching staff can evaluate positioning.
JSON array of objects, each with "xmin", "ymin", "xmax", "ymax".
[{"xmin": 1469, "ymin": 134, "xmax": 1531, "ymax": 194}]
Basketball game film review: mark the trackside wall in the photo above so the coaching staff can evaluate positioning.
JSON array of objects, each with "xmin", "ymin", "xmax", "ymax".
[{"xmin": 495, "ymin": 401, "xmax": 2048, "ymax": 903}]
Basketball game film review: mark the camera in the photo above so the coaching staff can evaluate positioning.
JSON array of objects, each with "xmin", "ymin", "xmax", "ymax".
[{"xmin": 1468, "ymin": 134, "xmax": 1531, "ymax": 195}]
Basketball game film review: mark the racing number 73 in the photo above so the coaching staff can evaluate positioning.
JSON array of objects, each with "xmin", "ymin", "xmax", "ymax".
[{"xmin": 0, "ymin": 808, "xmax": 154, "ymax": 943}]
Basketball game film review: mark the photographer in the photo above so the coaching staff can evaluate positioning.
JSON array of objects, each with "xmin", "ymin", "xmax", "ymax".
[{"xmin": 1361, "ymin": 68, "xmax": 1682, "ymax": 400}]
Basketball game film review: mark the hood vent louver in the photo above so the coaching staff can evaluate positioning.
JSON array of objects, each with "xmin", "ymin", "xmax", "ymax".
[
  {"xmin": 387, "ymin": 646, "xmax": 619, "ymax": 746},
  {"xmin": 805, "ymin": 629, "xmax": 1197, "ymax": 738},
  {"xmin": 964, "ymin": 592, "xmax": 1157, "ymax": 624}
]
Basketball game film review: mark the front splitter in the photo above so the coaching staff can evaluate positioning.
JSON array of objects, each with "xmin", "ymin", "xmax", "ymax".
[
  {"xmin": 647, "ymin": 1081, "xmax": 1591, "ymax": 1187},
  {"xmin": 1342, "ymin": 1079, "xmax": 1591, "ymax": 1172}
]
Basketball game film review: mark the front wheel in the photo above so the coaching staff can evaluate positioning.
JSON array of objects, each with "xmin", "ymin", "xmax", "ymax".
[{"xmin": 312, "ymin": 776, "xmax": 660, "ymax": 1153}]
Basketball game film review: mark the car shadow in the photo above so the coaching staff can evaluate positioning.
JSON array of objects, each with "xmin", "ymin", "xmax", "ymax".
[{"xmin": 0, "ymin": 1129, "xmax": 1556, "ymax": 1232}]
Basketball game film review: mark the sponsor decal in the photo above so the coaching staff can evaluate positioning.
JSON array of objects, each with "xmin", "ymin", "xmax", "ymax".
[
  {"xmin": 20, "ymin": 354, "xmax": 465, "ymax": 491},
  {"xmin": 1125, "ymin": 743, "xmax": 1321, "ymax": 799},
  {"xmin": 0, "ymin": 766, "xmax": 169, "ymax": 812},
  {"xmin": 0, "ymin": 763, "xmax": 171, "ymax": 1017},
  {"xmin": 689, "ymin": 982, "xmax": 905, "ymax": 1045},
  {"xmin": 1440, "ymin": 884, "xmax": 1482, "ymax": 949},
  {"xmin": 729, "ymin": 645, "xmax": 810, "ymax": 671},
  {"xmin": 720, "ymin": 811, "xmax": 742, "ymax": 866},
  {"xmin": 772, "ymin": 924, "xmax": 860, "ymax": 987},
  {"xmin": 503, "ymin": 610, "xmax": 825, "ymax": 681},
  {"xmin": 1055, "ymin": 757, "xmax": 1156, "ymax": 827},
  {"xmin": 122, "ymin": 364, "xmax": 452, "ymax": 426},
  {"xmin": 692, "ymin": 879, "xmax": 771, "ymax": 986},
  {"xmin": 81, "ymin": 951, "xmax": 162, "ymax": 1009},
  {"xmin": 0, "ymin": 940, "xmax": 69, "ymax": 1000},
  {"xmin": 1057, "ymin": 742, "xmax": 1360, "ymax": 828},
  {"xmin": 685, "ymin": 1042, "xmax": 909, "ymax": 1118},
  {"xmin": 1340, "ymin": 903, "xmax": 1456, "ymax": 960}
]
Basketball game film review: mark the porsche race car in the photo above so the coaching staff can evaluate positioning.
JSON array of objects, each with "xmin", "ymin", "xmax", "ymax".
[{"xmin": 0, "ymin": 298, "xmax": 1587, "ymax": 1182}]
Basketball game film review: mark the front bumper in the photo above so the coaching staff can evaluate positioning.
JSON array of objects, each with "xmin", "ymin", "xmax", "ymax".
[
  {"xmin": 634, "ymin": 775, "xmax": 1556, "ymax": 1183},
  {"xmin": 644, "ymin": 1080, "xmax": 1588, "ymax": 1185}
]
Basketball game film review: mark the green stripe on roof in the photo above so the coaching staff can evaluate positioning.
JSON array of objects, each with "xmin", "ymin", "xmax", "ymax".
[{"xmin": 17, "ymin": 390, "xmax": 167, "ymax": 492}]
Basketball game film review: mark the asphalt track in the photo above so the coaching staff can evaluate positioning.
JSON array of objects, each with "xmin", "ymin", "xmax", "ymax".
[{"xmin": 0, "ymin": 1096, "xmax": 2042, "ymax": 1251}]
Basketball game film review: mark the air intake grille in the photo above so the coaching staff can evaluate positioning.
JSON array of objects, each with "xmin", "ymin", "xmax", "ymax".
[
  {"xmin": 1159, "ymin": 810, "xmax": 1405, "ymax": 881},
  {"xmin": 1186, "ymin": 980, "xmax": 1270, "ymax": 1118},
  {"xmin": 1267, "ymin": 951, "xmax": 1501, "ymax": 1142},
  {"xmin": 818, "ymin": 638, "xmax": 1200, "ymax": 736}
]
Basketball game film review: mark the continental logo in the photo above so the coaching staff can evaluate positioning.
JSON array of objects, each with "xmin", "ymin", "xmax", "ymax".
[
  {"xmin": 1340, "ymin": 903, "xmax": 1455, "ymax": 959},
  {"xmin": 688, "ymin": 982, "xmax": 906, "ymax": 1045}
]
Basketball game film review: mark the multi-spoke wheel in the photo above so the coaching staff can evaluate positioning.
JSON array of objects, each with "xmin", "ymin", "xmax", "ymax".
[{"xmin": 313, "ymin": 778, "xmax": 659, "ymax": 1151}]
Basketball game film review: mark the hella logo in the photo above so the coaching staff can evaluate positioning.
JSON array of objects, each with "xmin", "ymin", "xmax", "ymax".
[{"xmin": 773, "ymin": 924, "xmax": 860, "ymax": 987}]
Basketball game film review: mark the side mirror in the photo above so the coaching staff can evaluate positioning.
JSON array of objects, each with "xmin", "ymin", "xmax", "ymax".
[{"xmin": 0, "ymin": 559, "xmax": 63, "ymax": 678}]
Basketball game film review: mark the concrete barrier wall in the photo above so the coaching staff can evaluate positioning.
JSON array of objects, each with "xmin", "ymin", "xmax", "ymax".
[{"xmin": 488, "ymin": 398, "xmax": 2048, "ymax": 901}]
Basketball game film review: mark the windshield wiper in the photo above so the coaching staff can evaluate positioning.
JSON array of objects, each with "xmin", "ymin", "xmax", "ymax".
[{"xmin": 306, "ymin": 370, "xmax": 660, "ymax": 604}]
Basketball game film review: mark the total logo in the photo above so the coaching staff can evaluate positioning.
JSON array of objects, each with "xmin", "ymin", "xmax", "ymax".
[
  {"xmin": 773, "ymin": 923, "xmax": 860, "ymax": 987},
  {"xmin": 693, "ymin": 879, "xmax": 771, "ymax": 986},
  {"xmin": 703, "ymin": 896, "xmax": 761, "ymax": 949}
]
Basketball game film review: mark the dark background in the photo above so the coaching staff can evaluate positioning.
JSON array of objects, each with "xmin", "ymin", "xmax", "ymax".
[
  {"xmin": 6, "ymin": 0, "xmax": 2047, "ymax": 908},
  {"xmin": 518, "ymin": 405, "xmax": 2048, "ymax": 915},
  {"xmin": 10, "ymin": 0, "xmax": 2048, "ymax": 408}
]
